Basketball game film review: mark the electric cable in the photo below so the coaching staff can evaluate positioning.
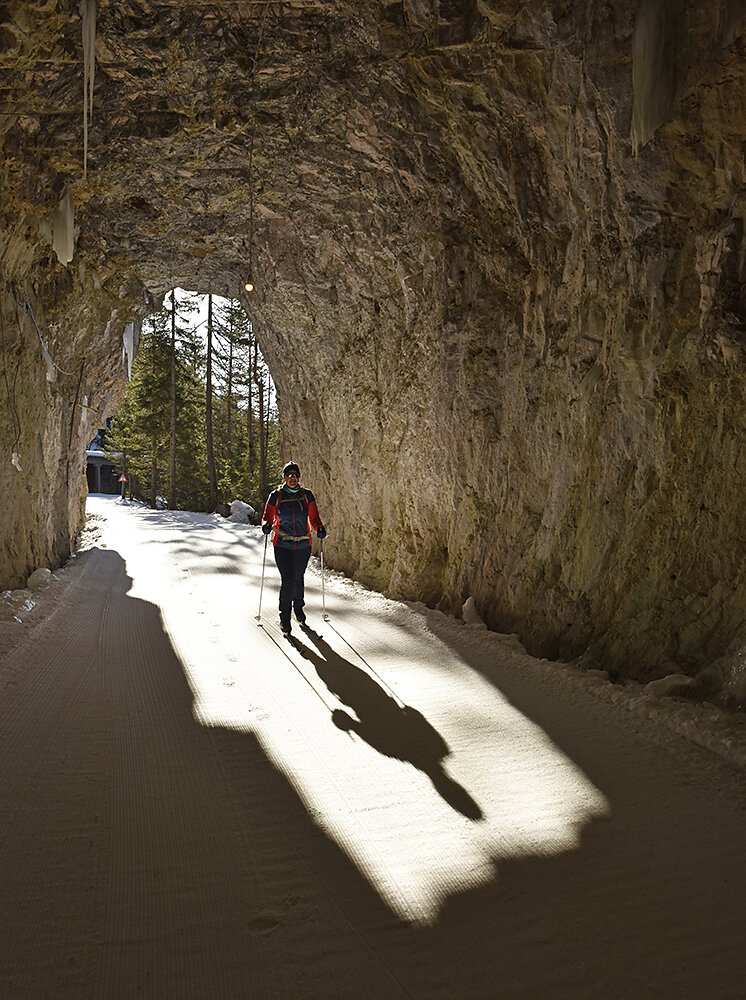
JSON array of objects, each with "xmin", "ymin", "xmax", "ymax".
[
  {"xmin": 243, "ymin": 0, "xmax": 272, "ymax": 288},
  {"xmin": 24, "ymin": 294, "xmax": 84, "ymax": 377},
  {"xmin": 21, "ymin": 293, "xmax": 89, "ymax": 484},
  {"xmin": 0, "ymin": 311, "xmax": 22, "ymax": 453}
]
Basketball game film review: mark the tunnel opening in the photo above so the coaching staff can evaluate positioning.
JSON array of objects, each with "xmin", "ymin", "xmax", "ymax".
[{"xmin": 99, "ymin": 288, "xmax": 282, "ymax": 517}]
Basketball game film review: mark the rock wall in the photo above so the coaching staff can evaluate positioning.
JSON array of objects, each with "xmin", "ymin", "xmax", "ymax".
[
  {"xmin": 0, "ymin": 274, "xmax": 142, "ymax": 591},
  {"xmin": 2, "ymin": 1, "xmax": 746, "ymax": 701}
]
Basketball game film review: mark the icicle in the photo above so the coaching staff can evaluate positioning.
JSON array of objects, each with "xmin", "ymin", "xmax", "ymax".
[
  {"xmin": 80, "ymin": 0, "xmax": 96, "ymax": 178},
  {"xmin": 122, "ymin": 321, "xmax": 135, "ymax": 379},
  {"xmin": 39, "ymin": 337, "xmax": 57, "ymax": 382},
  {"xmin": 630, "ymin": 0, "xmax": 676, "ymax": 157},
  {"xmin": 53, "ymin": 189, "xmax": 74, "ymax": 265},
  {"xmin": 39, "ymin": 188, "xmax": 75, "ymax": 265}
]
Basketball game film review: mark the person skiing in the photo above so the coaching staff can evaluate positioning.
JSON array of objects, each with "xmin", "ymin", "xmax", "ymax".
[{"xmin": 261, "ymin": 461, "xmax": 327, "ymax": 633}]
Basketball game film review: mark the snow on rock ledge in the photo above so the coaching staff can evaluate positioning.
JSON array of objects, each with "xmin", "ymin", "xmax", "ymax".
[
  {"xmin": 461, "ymin": 596, "xmax": 486, "ymax": 628},
  {"xmin": 644, "ymin": 674, "xmax": 700, "ymax": 700},
  {"xmin": 27, "ymin": 568, "xmax": 53, "ymax": 592}
]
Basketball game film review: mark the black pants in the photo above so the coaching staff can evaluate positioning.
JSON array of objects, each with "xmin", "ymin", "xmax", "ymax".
[{"xmin": 274, "ymin": 544, "xmax": 311, "ymax": 614}]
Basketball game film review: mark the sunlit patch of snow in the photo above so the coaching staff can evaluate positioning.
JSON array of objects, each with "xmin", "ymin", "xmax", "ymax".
[
  {"xmin": 84, "ymin": 495, "xmax": 746, "ymax": 925},
  {"xmin": 87, "ymin": 496, "xmax": 611, "ymax": 926}
]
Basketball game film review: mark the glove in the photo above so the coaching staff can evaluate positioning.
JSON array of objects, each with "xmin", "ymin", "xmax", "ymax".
[
  {"xmin": 261, "ymin": 522, "xmax": 272, "ymax": 535},
  {"xmin": 317, "ymin": 526, "xmax": 327, "ymax": 539}
]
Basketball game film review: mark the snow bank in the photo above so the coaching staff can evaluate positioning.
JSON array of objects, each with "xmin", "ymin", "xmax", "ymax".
[
  {"xmin": 416, "ymin": 606, "xmax": 746, "ymax": 773},
  {"xmin": 0, "ymin": 568, "xmax": 58, "ymax": 623},
  {"xmin": 461, "ymin": 595, "xmax": 486, "ymax": 628},
  {"xmin": 27, "ymin": 568, "xmax": 52, "ymax": 591},
  {"xmin": 0, "ymin": 589, "xmax": 36, "ymax": 622},
  {"xmin": 227, "ymin": 500, "xmax": 256, "ymax": 524},
  {"xmin": 699, "ymin": 646, "xmax": 746, "ymax": 711},
  {"xmin": 307, "ymin": 565, "xmax": 746, "ymax": 774},
  {"xmin": 645, "ymin": 674, "xmax": 700, "ymax": 699}
]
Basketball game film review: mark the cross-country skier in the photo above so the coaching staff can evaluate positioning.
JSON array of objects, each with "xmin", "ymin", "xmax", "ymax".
[{"xmin": 261, "ymin": 461, "xmax": 327, "ymax": 633}]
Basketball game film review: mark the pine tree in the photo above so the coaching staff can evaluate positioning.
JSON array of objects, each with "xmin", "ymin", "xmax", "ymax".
[
  {"xmin": 108, "ymin": 292, "xmax": 279, "ymax": 514},
  {"xmin": 212, "ymin": 297, "xmax": 254, "ymax": 503},
  {"xmin": 107, "ymin": 308, "xmax": 171, "ymax": 505},
  {"xmin": 108, "ymin": 297, "xmax": 204, "ymax": 508}
]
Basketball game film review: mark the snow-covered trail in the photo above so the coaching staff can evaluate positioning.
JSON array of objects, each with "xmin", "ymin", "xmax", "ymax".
[{"xmin": 0, "ymin": 495, "xmax": 744, "ymax": 999}]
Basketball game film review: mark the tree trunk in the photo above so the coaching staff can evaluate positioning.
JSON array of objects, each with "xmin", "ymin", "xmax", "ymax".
[
  {"xmin": 264, "ymin": 379, "xmax": 271, "ymax": 471},
  {"xmin": 150, "ymin": 438, "xmax": 158, "ymax": 509},
  {"xmin": 205, "ymin": 293, "xmax": 218, "ymax": 511},
  {"xmin": 227, "ymin": 332, "xmax": 233, "ymax": 464},
  {"xmin": 254, "ymin": 342, "xmax": 267, "ymax": 500},
  {"xmin": 247, "ymin": 338, "xmax": 254, "ymax": 493},
  {"xmin": 169, "ymin": 288, "xmax": 176, "ymax": 509}
]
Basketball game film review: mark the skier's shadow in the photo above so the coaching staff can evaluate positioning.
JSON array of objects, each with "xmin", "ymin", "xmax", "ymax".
[{"xmin": 291, "ymin": 628, "xmax": 483, "ymax": 821}]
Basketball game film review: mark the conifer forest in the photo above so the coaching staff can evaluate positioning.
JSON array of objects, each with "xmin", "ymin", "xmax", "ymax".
[{"xmin": 106, "ymin": 291, "xmax": 280, "ymax": 514}]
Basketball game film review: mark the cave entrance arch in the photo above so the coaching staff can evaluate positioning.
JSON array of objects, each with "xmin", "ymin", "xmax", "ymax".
[{"xmin": 104, "ymin": 288, "xmax": 281, "ymax": 515}]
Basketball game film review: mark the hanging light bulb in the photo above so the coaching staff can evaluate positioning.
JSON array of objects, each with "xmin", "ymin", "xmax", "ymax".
[{"xmin": 242, "ymin": 231, "xmax": 256, "ymax": 292}]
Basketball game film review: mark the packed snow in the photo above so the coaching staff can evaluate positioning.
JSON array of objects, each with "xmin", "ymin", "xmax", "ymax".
[
  {"xmin": 1, "ymin": 493, "xmax": 744, "ymax": 998},
  {"xmin": 3, "ymin": 495, "xmax": 745, "ymax": 779}
]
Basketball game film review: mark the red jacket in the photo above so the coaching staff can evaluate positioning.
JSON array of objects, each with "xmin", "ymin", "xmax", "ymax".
[{"xmin": 261, "ymin": 487, "xmax": 324, "ymax": 549}]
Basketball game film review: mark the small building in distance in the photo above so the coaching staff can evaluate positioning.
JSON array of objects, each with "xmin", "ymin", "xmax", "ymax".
[{"xmin": 86, "ymin": 425, "xmax": 119, "ymax": 494}]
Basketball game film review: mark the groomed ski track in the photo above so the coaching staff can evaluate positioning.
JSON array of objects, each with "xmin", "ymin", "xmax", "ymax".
[{"xmin": 0, "ymin": 495, "xmax": 744, "ymax": 999}]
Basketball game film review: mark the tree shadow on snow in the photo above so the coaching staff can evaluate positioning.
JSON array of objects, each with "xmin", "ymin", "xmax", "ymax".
[{"xmin": 290, "ymin": 627, "xmax": 483, "ymax": 821}]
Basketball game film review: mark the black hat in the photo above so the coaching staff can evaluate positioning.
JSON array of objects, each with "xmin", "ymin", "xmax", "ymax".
[{"xmin": 282, "ymin": 462, "xmax": 300, "ymax": 477}]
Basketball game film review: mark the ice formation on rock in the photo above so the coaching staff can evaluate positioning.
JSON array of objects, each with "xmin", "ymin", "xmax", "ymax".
[
  {"xmin": 39, "ymin": 189, "xmax": 75, "ymax": 266},
  {"xmin": 80, "ymin": 0, "xmax": 96, "ymax": 177},
  {"xmin": 462, "ymin": 596, "xmax": 486, "ymax": 628},
  {"xmin": 122, "ymin": 322, "xmax": 136, "ymax": 380}
]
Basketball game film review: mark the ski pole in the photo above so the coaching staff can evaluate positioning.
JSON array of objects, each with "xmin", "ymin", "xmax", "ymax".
[
  {"xmin": 323, "ymin": 618, "xmax": 407, "ymax": 709},
  {"xmin": 256, "ymin": 532, "xmax": 268, "ymax": 624},
  {"xmin": 320, "ymin": 537, "xmax": 326, "ymax": 618}
]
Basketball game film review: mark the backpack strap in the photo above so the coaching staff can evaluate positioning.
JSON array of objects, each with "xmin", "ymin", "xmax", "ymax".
[{"xmin": 276, "ymin": 487, "xmax": 309, "ymax": 509}]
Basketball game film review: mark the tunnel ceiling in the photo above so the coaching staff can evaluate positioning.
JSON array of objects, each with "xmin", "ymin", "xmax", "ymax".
[
  {"xmin": 3, "ymin": 0, "xmax": 544, "ymax": 301},
  {"xmin": 3, "ymin": 1, "xmax": 746, "ymax": 702}
]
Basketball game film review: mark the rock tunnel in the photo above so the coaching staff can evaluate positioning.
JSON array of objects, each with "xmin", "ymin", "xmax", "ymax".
[{"xmin": 2, "ymin": 0, "xmax": 746, "ymax": 699}]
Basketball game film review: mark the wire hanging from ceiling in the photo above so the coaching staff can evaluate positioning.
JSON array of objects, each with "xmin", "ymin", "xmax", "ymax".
[
  {"xmin": 242, "ymin": 0, "xmax": 274, "ymax": 295},
  {"xmin": 0, "ymin": 310, "xmax": 22, "ymax": 460},
  {"xmin": 24, "ymin": 294, "xmax": 85, "ymax": 378},
  {"xmin": 80, "ymin": 0, "xmax": 96, "ymax": 178}
]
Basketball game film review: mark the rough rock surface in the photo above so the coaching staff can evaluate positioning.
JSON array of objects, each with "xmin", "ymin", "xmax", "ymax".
[{"xmin": 1, "ymin": 1, "xmax": 746, "ymax": 698}]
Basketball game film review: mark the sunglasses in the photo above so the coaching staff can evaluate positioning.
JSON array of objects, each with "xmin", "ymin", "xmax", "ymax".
[{"xmin": 285, "ymin": 472, "xmax": 299, "ymax": 478}]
